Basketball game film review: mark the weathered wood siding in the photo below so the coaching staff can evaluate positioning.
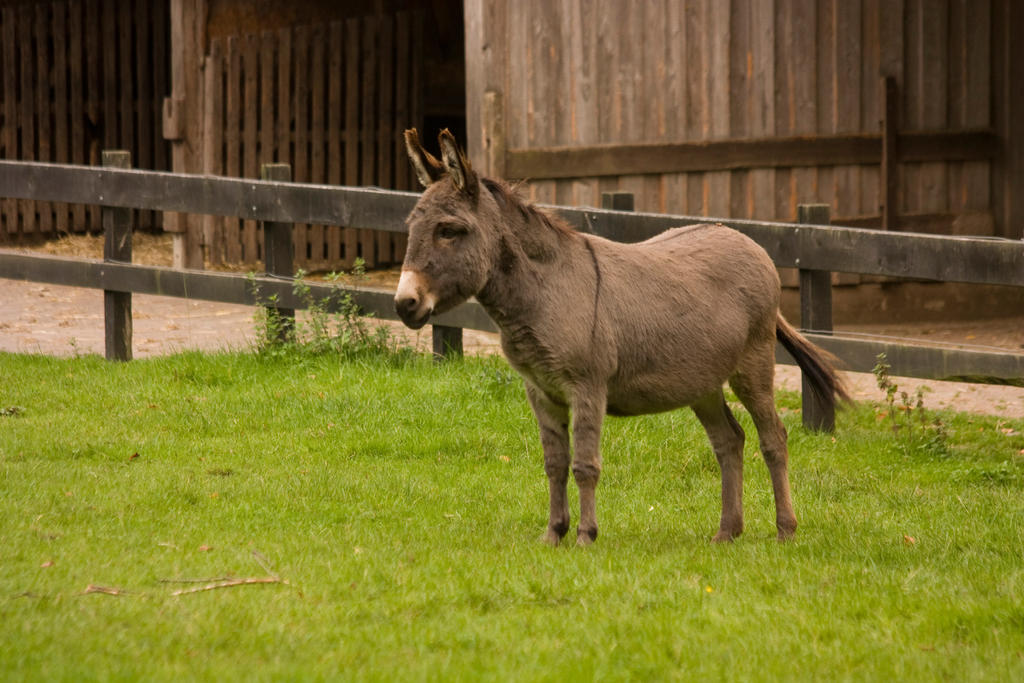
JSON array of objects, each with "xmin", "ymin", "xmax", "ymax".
[
  {"xmin": 466, "ymin": 0, "xmax": 1015, "ymax": 238},
  {"xmin": 0, "ymin": 0, "xmax": 170, "ymax": 239},
  {"xmin": 201, "ymin": 12, "xmax": 423, "ymax": 269}
]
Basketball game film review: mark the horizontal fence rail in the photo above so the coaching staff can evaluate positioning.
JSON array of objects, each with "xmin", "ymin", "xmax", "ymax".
[
  {"xmin": 2, "ymin": 160, "xmax": 1022, "ymax": 287},
  {"xmin": 4, "ymin": 249, "xmax": 1021, "ymax": 386},
  {"xmin": 1, "ymin": 158, "xmax": 1023, "ymax": 430}
]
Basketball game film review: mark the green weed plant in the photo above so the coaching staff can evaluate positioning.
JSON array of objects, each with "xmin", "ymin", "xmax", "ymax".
[{"xmin": 248, "ymin": 259, "xmax": 405, "ymax": 361}]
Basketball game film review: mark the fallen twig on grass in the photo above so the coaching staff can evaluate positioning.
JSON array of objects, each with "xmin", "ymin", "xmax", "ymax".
[
  {"xmin": 170, "ymin": 576, "xmax": 287, "ymax": 596},
  {"xmin": 83, "ymin": 584, "xmax": 130, "ymax": 596},
  {"xmin": 158, "ymin": 576, "xmax": 234, "ymax": 584}
]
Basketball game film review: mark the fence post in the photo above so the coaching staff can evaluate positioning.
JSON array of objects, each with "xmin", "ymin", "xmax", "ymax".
[
  {"xmin": 601, "ymin": 192, "xmax": 635, "ymax": 212},
  {"xmin": 102, "ymin": 150, "xmax": 133, "ymax": 361},
  {"xmin": 797, "ymin": 203, "xmax": 835, "ymax": 432},
  {"xmin": 432, "ymin": 325, "xmax": 463, "ymax": 360},
  {"xmin": 261, "ymin": 163, "xmax": 295, "ymax": 340}
]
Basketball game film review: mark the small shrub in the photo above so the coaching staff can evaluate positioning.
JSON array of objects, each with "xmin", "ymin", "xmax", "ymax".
[
  {"xmin": 248, "ymin": 261, "xmax": 408, "ymax": 360},
  {"xmin": 872, "ymin": 352, "xmax": 949, "ymax": 458}
]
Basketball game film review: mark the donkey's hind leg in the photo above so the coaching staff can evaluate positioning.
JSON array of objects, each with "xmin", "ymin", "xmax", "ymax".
[
  {"xmin": 526, "ymin": 384, "xmax": 572, "ymax": 546},
  {"xmin": 691, "ymin": 390, "xmax": 746, "ymax": 542},
  {"xmin": 729, "ymin": 342, "xmax": 798, "ymax": 540}
]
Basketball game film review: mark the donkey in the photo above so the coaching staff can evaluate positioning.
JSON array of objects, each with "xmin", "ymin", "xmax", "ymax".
[{"xmin": 395, "ymin": 128, "xmax": 849, "ymax": 546}]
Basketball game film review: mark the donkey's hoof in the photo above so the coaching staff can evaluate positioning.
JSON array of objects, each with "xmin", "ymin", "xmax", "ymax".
[
  {"xmin": 711, "ymin": 528, "xmax": 741, "ymax": 543},
  {"xmin": 576, "ymin": 527, "xmax": 598, "ymax": 546},
  {"xmin": 776, "ymin": 526, "xmax": 797, "ymax": 542},
  {"xmin": 540, "ymin": 529, "xmax": 564, "ymax": 547}
]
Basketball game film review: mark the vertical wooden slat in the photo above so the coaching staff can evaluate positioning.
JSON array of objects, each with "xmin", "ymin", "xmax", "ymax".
[
  {"xmin": 151, "ymin": 0, "xmax": 168, "ymax": 173},
  {"xmin": 960, "ymin": 0, "xmax": 990, "ymax": 219},
  {"xmin": 100, "ymin": 0, "xmax": 116, "ymax": 149},
  {"xmin": 915, "ymin": 0, "xmax": 948, "ymax": 215},
  {"xmin": 359, "ymin": 14, "xmax": 377, "ymax": 267},
  {"xmin": 242, "ymin": 33, "xmax": 259, "ymax": 262},
  {"xmin": 706, "ymin": 0, "xmax": 731, "ymax": 218},
  {"xmin": 134, "ymin": 0, "xmax": 153, "ymax": 230},
  {"xmin": 391, "ymin": 12, "xmax": 411, "ymax": 260},
  {"xmin": 224, "ymin": 35, "xmax": 242, "ymax": 263},
  {"xmin": 275, "ymin": 28, "xmax": 291, "ymax": 266},
  {"xmin": 84, "ymin": 0, "xmax": 101, "ymax": 229},
  {"xmin": 293, "ymin": 24, "xmax": 310, "ymax": 268},
  {"xmin": 293, "ymin": 25, "xmax": 309, "ymax": 183},
  {"xmin": 117, "ymin": 0, "xmax": 132, "ymax": 152},
  {"xmin": 34, "ymin": 4, "xmax": 54, "ymax": 233},
  {"xmin": 276, "ymin": 27, "xmax": 291, "ymax": 165},
  {"xmin": 684, "ymin": 0, "xmax": 706, "ymax": 215},
  {"xmin": 773, "ymin": 0, "xmax": 793, "ymax": 221},
  {"xmin": 833, "ymin": 0, "xmax": 861, "ymax": 220},
  {"xmin": 749, "ymin": 0, "xmax": 775, "ymax": 221},
  {"xmin": 790, "ymin": 0, "xmax": 818, "ymax": 217},
  {"xmin": 19, "ymin": 5, "xmax": 36, "ymax": 233},
  {"xmin": 326, "ymin": 21, "xmax": 343, "ymax": 265},
  {"xmin": 260, "ymin": 32, "xmax": 274, "ymax": 165},
  {"xmin": 376, "ymin": 13, "xmax": 394, "ymax": 264},
  {"xmin": 641, "ymin": 0, "xmax": 667, "ymax": 213},
  {"xmin": 202, "ymin": 40, "xmax": 224, "ymax": 265},
  {"xmin": 2, "ymin": 7, "xmax": 18, "ymax": 234},
  {"xmin": 814, "ymin": 0, "xmax": 835, "ymax": 216},
  {"xmin": 859, "ymin": 0, "xmax": 881, "ymax": 218},
  {"xmin": 52, "ymin": 2, "xmax": 69, "ymax": 233},
  {"xmin": 135, "ymin": 0, "xmax": 151, "ymax": 170},
  {"xmin": 68, "ymin": 0, "xmax": 85, "ymax": 210},
  {"xmin": 727, "ymin": 0, "xmax": 750, "ymax": 219},
  {"xmin": 881, "ymin": 77, "xmax": 899, "ymax": 231},
  {"xmin": 660, "ymin": 0, "xmax": 683, "ymax": 214},
  {"xmin": 343, "ymin": 17, "xmax": 359, "ymax": 267},
  {"xmin": 310, "ymin": 24, "xmax": 326, "ymax": 267}
]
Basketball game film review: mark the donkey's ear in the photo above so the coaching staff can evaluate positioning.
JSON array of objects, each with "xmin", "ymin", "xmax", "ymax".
[
  {"xmin": 404, "ymin": 128, "xmax": 444, "ymax": 188},
  {"xmin": 438, "ymin": 128, "xmax": 478, "ymax": 197}
]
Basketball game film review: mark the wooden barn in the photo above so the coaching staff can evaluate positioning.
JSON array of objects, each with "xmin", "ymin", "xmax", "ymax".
[
  {"xmin": 464, "ymin": 0, "xmax": 1023, "ymax": 244},
  {"xmin": 1, "ymin": 0, "xmax": 1022, "ymax": 279}
]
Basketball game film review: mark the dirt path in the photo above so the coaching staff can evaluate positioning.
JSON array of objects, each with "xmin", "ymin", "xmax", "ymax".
[{"xmin": 1, "ymin": 274, "xmax": 1022, "ymax": 419}]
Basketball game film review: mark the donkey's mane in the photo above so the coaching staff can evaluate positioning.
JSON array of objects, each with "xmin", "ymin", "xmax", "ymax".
[{"xmin": 481, "ymin": 177, "xmax": 576, "ymax": 239}]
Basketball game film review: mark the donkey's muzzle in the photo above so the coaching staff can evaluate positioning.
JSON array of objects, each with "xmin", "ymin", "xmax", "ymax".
[
  {"xmin": 395, "ymin": 295, "xmax": 430, "ymax": 329},
  {"xmin": 394, "ymin": 269, "xmax": 434, "ymax": 330}
]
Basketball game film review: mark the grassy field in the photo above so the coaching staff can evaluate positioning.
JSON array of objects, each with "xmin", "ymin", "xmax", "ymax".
[{"xmin": 1, "ymin": 348, "xmax": 1023, "ymax": 681}]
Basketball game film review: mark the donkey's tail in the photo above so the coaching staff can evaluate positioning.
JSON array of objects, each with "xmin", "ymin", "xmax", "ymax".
[{"xmin": 775, "ymin": 314, "xmax": 853, "ymax": 412}]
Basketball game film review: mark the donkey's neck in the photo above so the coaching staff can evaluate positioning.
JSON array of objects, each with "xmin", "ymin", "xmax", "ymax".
[{"xmin": 475, "ymin": 207, "xmax": 582, "ymax": 330}]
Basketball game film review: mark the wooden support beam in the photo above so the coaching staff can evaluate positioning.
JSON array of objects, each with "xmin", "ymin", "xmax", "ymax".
[
  {"xmin": 261, "ymin": 163, "xmax": 295, "ymax": 341},
  {"xmin": 797, "ymin": 204, "xmax": 835, "ymax": 432},
  {"xmin": 102, "ymin": 151, "xmax": 132, "ymax": 362},
  {"xmin": 504, "ymin": 130, "xmax": 1000, "ymax": 180}
]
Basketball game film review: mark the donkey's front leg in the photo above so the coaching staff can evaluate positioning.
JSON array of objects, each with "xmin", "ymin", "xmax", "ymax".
[
  {"xmin": 526, "ymin": 385, "xmax": 571, "ymax": 546},
  {"xmin": 572, "ymin": 386, "xmax": 606, "ymax": 546}
]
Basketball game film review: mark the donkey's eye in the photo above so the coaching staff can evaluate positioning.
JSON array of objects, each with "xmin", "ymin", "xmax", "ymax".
[{"xmin": 437, "ymin": 223, "xmax": 467, "ymax": 240}]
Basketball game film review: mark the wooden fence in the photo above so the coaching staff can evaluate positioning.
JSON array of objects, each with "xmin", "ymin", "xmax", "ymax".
[
  {"xmin": 199, "ymin": 11, "xmax": 423, "ymax": 270},
  {"xmin": 1, "ymin": 157, "xmax": 1022, "ymax": 430},
  {"xmin": 0, "ymin": 0, "xmax": 169, "ymax": 237}
]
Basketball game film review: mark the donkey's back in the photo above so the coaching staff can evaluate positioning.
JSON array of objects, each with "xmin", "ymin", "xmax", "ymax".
[{"xmin": 591, "ymin": 223, "xmax": 782, "ymax": 416}]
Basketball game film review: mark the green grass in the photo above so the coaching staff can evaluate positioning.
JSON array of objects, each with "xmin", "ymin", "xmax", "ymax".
[{"xmin": 1, "ymin": 349, "xmax": 1023, "ymax": 681}]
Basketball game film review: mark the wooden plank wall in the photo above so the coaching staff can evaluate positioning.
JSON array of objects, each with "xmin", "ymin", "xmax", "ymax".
[
  {"xmin": 203, "ymin": 11, "xmax": 423, "ymax": 271},
  {"xmin": 475, "ymin": 0, "xmax": 998, "ymax": 236},
  {"xmin": 0, "ymin": 0, "xmax": 169, "ymax": 240}
]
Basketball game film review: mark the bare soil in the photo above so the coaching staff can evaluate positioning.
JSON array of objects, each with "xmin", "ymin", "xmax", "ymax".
[{"xmin": 2, "ymin": 233, "xmax": 1022, "ymax": 418}]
